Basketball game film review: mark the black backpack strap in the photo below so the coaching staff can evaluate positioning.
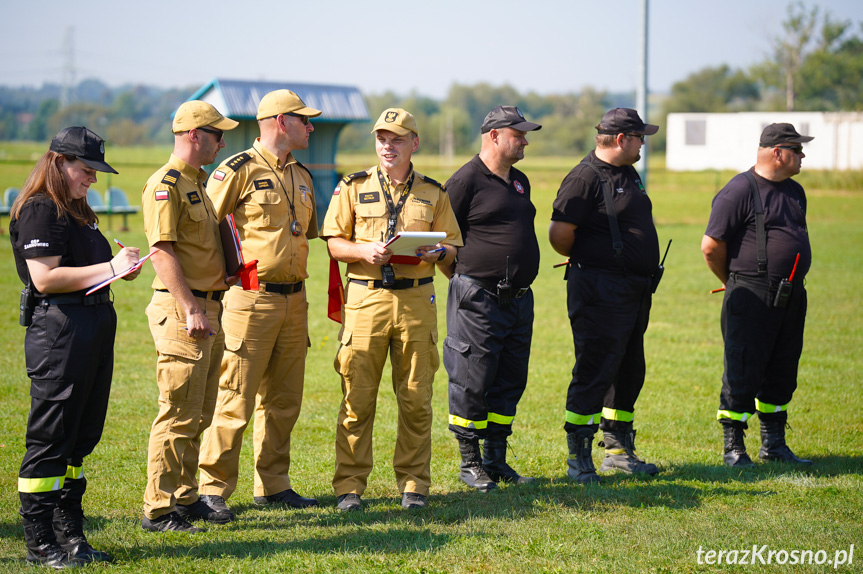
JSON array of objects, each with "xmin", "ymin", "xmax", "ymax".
[
  {"xmin": 743, "ymin": 171, "xmax": 767, "ymax": 277},
  {"xmin": 580, "ymin": 159, "xmax": 625, "ymax": 270}
]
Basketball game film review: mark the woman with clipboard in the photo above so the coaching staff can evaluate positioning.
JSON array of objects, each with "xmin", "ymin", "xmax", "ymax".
[{"xmin": 9, "ymin": 127, "xmax": 141, "ymax": 567}]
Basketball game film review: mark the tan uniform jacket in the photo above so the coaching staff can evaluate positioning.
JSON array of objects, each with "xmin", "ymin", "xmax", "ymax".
[
  {"xmin": 208, "ymin": 141, "xmax": 318, "ymax": 283},
  {"xmin": 320, "ymin": 165, "xmax": 462, "ymax": 280},
  {"xmin": 142, "ymin": 154, "xmax": 226, "ymax": 292}
]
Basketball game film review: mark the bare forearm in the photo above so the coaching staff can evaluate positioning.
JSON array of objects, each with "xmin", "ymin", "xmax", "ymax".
[
  {"xmin": 26, "ymin": 247, "xmax": 141, "ymax": 294},
  {"xmin": 549, "ymin": 221, "xmax": 577, "ymax": 257},
  {"xmin": 701, "ymin": 235, "xmax": 728, "ymax": 285},
  {"xmin": 28, "ymin": 260, "xmax": 113, "ymax": 293},
  {"xmin": 326, "ymin": 237, "xmax": 365, "ymax": 263}
]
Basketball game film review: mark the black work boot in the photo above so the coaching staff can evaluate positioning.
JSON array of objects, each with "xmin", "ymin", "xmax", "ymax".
[
  {"xmin": 759, "ymin": 412, "xmax": 813, "ymax": 465},
  {"xmin": 482, "ymin": 439, "xmax": 536, "ymax": 484},
  {"xmin": 54, "ymin": 477, "xmax": 111, "ymax": 563},
  {"xmin": 23, "ymin": 514, "xmax": 77, "ymax": 569},
  {"xmin": 457, "ymin": 439, "xmax": 497, "ymax": 492},
  {"xmin": 599, "ymin": 426, "xmax": 659, "ymax": 475},
  {"xmin": 54, "ymin": 506, "xmax": 111, "ymax": 563},
  {"xmin": 565, "ymin": 426, "xmax": 600, "ymax": 484},
  {"xmin": 721, "ymin": 420, "xmax": 755, "ymax": 467}
]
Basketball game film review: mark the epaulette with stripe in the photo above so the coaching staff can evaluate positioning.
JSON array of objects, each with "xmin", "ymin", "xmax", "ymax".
[
  {"xmin": 342, "ymin": 170, "xmax": 371, "ymax": 184},
  {"xmin": 418, "ymin": 173, "xmax": 445, "ymax": 191},
  {"xmin": 225, "ymin": 152, "xmax": 253, "ymax": 172},
  {"xmin": 160, "ymin": 169, "xmax": 181, "ymax": 186}
]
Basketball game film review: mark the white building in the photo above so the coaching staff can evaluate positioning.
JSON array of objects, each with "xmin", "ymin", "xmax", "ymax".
[{"xmin": 666, "ymin": 112, "xmax": 863, "ymax": 172}]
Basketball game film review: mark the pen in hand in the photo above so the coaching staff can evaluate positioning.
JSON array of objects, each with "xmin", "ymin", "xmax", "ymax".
[{"xmin": 114, "ymin": 238, "xmax": 125, "ymax": 248}]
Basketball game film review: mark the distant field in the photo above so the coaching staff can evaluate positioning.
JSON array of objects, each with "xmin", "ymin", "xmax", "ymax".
[{"xmin": 0, "ymin": 143, "xmax": 861, "ymax": 573}]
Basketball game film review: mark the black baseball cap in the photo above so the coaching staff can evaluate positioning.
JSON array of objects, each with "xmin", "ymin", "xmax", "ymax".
[
  {"xmin": 759, "ymin": 123, "xmax": 814, "ymax": 147},
  {"xmin": 49, "ymin": 126, "xmax": 118, "ymax": 174},
  {"xmin": 595, "ymin": 108, "xmax": 659, "ymax": 136},
  {"xmin": 480, "ymin": 106, "xmax": 542, "ymax": 134}
]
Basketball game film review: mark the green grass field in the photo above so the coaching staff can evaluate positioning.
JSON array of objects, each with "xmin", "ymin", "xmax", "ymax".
[{"xmin": 0, "ymin": 144, "xmax": 861, "ymax": 573}]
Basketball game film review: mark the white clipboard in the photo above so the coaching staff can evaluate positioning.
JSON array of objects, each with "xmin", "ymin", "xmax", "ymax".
[
  {"xmin": 385, "ymin": 231, "xmax": 447, "ymax": 256},
  {"xmin": 85, "ymin": 251, "xmax": 153, "ymax": 295}
]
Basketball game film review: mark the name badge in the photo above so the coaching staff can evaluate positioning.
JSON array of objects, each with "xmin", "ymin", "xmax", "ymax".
[
  {"xmin": 254, "ymin": 179, "xmax": 274, "ymax": 190},
  {"xmin": 359, "ymin": 192, "xmax": 380, "ymax": 204},
  {"xmin": 187, "ymin": 191, "xmax": 201, "ymax": 204}
]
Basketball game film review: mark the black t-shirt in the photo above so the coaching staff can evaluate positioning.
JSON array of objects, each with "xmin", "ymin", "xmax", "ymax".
[
  {"xmin": 10, "ymin": 195, "xmax": 112, "ymax": 296},
  {"xmin": 551, "ymin": 151, "xmax": 659, "ymax": 275},
  {"xmin": 446, "ymin": 155, "xmax": 540, "ymax": 288},
  {"xmin": 705, "ymin": 168, "xmax": 810, "ymax": 283}
]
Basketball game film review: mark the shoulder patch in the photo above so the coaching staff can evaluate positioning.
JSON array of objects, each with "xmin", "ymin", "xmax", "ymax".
[
  {"xmin": 342, "ymin": 170, "xmax": 371, "ymax": 184},
  {"xmin": 226, "ymin": 152, "xmax": 252, "ymax": 172},
  {"xmin": 418, "ymin": 173, "xmax": 445, "ymax": 191},
  {"xmin": 161, "ymin": 169, "xmax": 181, "ymax": 186}
]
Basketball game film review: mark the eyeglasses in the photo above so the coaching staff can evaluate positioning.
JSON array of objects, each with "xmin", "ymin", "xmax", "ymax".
[
  {"xmin": 197, "ymin": 127, "xmax": 224, "ymax": 141},
  {"xmin": 776, "ymin": 145, "xmax": 804, "ymax": 155},
  {"xmin": 624, "ymin": 133, "xmax": 645, "ymax": 142},
  {"xmin": 287, "ymin": 113, "xmax": 310, "ymax": 125}
]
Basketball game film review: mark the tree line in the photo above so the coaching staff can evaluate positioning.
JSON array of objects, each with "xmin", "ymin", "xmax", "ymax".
[{"xmin": 1, "ymin": 3, "xmax": 859, "ymax": 158}]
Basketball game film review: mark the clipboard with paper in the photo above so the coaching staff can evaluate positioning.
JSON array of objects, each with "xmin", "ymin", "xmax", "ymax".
[
  {"xmin": 85, "ymin": 251, "xmax": 153, "ymax": 295},
  {"xmin": 385, "ymin": 231, "xmax": 446, "ymax": 265}
]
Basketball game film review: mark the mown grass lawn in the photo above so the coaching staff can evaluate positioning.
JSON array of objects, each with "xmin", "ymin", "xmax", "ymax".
[{"xmin": 0, "ymin": 146, "xmax": 860, "ymax": 573}]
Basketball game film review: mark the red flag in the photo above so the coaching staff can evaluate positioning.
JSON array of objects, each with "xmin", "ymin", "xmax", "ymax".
[{"xmin": 328, "ymin": 258, "xmax": 345, "ymax": 323}]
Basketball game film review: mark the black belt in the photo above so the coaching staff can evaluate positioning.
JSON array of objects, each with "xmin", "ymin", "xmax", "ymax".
[
  {"xmin": 264, "ymin": 281, "xmax": 304, "ymax": 294},
  {"xmin": 156, "ymin": 289, "xmax": 224, "ymax": 301},
  {"xmin": 349, "ymin": 277, "xmax": 434, "ymax": 290},
  {"xmin": 458, "ymin": 274, "xmax": 530, "ymax": 298},
  {"xmin": 39, "ymin": 292, "xmax": 111, "ymax": 306}
]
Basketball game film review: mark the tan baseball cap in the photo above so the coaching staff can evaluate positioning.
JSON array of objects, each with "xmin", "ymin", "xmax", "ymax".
[
  {"xmin": 256, "ymin": 90, "xmax": 322, "ymax": 120},
  {"xmin": 172, "ymin": 101, "xmax": 239, "ymax": 133},
  {"xmin": 371, "ymin": 108, "xmax": 418, "ymax": 136}
]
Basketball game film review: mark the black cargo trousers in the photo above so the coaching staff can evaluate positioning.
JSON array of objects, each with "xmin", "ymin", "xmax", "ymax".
[{"xmin": 18, "ymin": 299, "xmax": 116, "ymax": 520}]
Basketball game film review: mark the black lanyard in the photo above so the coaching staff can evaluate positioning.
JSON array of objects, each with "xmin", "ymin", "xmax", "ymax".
[
  {"xmin": 377, "ymin": 168, "xmax": 414, "ymax": 241},
  {"xmin": 259, "ymin": 150, "xmax": 301, "ymax": 236}
]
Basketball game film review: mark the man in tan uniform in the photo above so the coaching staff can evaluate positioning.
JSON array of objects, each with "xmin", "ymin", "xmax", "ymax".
[
  {"xmin": 198, "ymin": 90, "xmax": 321, "ymax": 517},
  {"xmin": 321, "ymin": 108, "xmax": 463, "ymax": 512},
  {"xmin": 141, "ymin": 101, "xmax": 238, "ymax": 533}
]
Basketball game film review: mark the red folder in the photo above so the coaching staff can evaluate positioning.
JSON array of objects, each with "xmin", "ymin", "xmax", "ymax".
[{"xmin": 219, "ymin": 214, "xmax": 258, "ymax": 290}]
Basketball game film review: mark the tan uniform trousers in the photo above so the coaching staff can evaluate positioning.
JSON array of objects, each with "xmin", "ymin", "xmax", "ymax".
[
  {"xmin": 333, "ymin": 280, "xmax": 439, "ymax": 498},
  {"xmin": 143, "ymin": 290, "xmax": 224, "ymax": 519},
  {"xmin": 198, "ymin": 286, "xmax": 308, "ymax": 498}
]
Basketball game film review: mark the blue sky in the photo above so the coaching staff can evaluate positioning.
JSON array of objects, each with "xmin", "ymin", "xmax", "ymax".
[{"xmin": 1, "ymin": 0, "xmax": 861, "ymax": 98}]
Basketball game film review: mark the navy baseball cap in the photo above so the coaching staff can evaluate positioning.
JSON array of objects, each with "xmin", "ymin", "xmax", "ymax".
[
  {"xmin": 759, "ymin": 123, "xmax": 814, "ymax": 147},
  {"xmin": 595, "ymin": 108, "xmax": 658, "ymax": 136},
  {"xmin": 50, "ymin": 126, "xmax": 118, "ymax": 174},
  {"xmin": 481, "ymin": 106, "xmax": 541, "ymax": 134}
]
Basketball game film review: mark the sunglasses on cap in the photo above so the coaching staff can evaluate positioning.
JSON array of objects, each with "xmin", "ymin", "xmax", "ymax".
[
  {"xmin": 776, "ymin": 145, "xmax": 804, "ymax": 155},
  {"xmin": 287, "ymin": 112, "xmax": 310, "ymax": 125},
  {"xmin": 197, "ymin": 126, "xmax": 224, "ymax": 141}
]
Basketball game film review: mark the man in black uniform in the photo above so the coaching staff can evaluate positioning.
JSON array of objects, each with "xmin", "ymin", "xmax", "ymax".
[
  {"xmin": 702, "ymin": 123, "xmax": 814, "ymax": 467},
  {"xmin": 444, "ymin": 106, "xmax": 541, "ymax": 491},
  {"xmin": 549, "ymin": 108, "xmax": 660, "ymax": 483}
]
